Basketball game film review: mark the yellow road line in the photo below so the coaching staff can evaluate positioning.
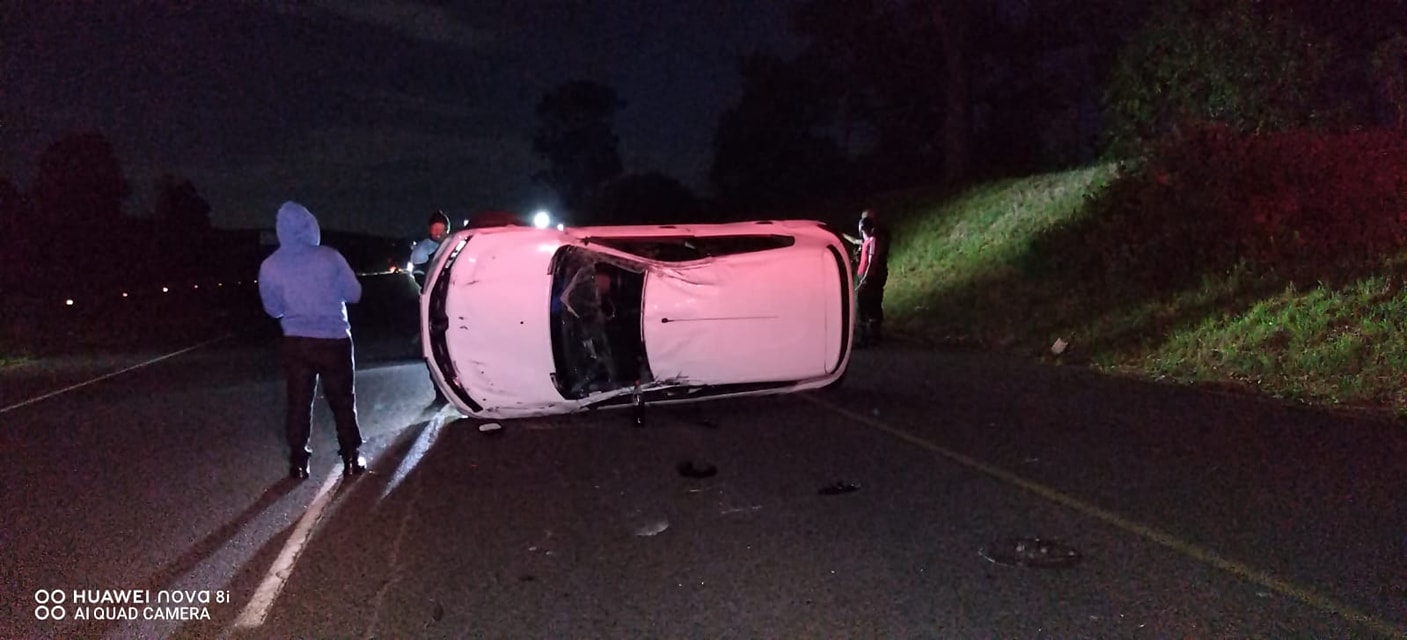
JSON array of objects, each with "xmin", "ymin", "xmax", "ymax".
[{"xmin": 801, "ymin": 393, "xmax": 1406, "ymax": 638}]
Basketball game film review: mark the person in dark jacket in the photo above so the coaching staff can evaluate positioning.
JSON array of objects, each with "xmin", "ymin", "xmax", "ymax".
[
  {"xmin": 854, "ymin": 209, "xmax": 889, "ymax": 347},
  {"xmin": 258, "ymin": 201, "xmax": 369, "ymax": 479}
]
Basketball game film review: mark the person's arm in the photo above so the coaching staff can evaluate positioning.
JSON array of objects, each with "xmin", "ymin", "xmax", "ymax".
[
  {"xmin": 410, "ymin": 239, "xmax": 434, "ymax": 265},
  {"xmin": 856, "ymin": 238, "xmax": 871, "ymax": 285},
  {"xmin": 257, "ymin": 263, "xmax": 284, "ymax": 319},
  {"xmin": 335, "ymin": 253, "xmax": 363, "ymax": 304}
]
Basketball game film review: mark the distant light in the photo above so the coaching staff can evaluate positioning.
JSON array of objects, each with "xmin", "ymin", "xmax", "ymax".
[
  {"xmin": 65, "ymin": 299, "xmax": 74, "ymax": 306},
  {"xmin": 162, "ymin": 287, "xmax": 169, "ymax": 293},
  {"xmin": 122, "ymin": 292, "xmax": 129, "ymax": 298},
  {"xmin": 533, "ymin": 210, "xmax": 551, "ymax": 228},
  {"xmin": 218, "ymin": 282, "xmax": 223, "ymax": 287},
  {"xmin": 556, "ymin": 223, "xmax": 565, "ymax": 231},
  {"xmin": 193, "ymin": 284, "xmax": 199, "ymax": 289}
]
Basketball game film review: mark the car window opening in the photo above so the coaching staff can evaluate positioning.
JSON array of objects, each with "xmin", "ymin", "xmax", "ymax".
[
  {"xmin": 550, "ymin": 246, "xmax": 653, "ymax": 399},
  {"xmin": 583, "ymin": 234, "xmax": 796, "ymax": 262}
]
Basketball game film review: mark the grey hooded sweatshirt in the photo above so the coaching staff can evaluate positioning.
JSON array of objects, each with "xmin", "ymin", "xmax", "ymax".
[{"xmin": 257, "ymin": 201, "xmax": 363, "ymax": 339}]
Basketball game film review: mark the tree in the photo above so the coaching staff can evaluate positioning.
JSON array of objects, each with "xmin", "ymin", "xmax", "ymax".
[
  {"xmin": 929, "ymin": 1, "xmax": 968, "ymax": 184},
  {"xmin": 27, "ymin": 131, "xmax": 131, "ymax": 289},
  {"xmin": 29, "ymin": 131, "xmax": 131, "ymax": 229},
  {"xmin": 0, "ymin": 177, "xmax": 26, "ymax": 243},
  {"xmin": 787, "ymin": 0, "xmax": 950, "ymax": 187},
  {"xmin": 149, "ymin": 174, "xmax": 214, "ymax": 278},
  {"xmin": 1102, "ymin": 0, "xmax": 1339, "ymax": 155},
  {"xmin": 709, "ymin": 52, "xmax": 851, "ymax": 211},
  {"xmin": 0, "ymin": 177, "xmax": 36, "ymax": 290},
  {"xmin": 792, "ymin": 0, "xmax": 1157, "ymax": 179},
  {"xmin": 587, "ymin": 172, "xmax": 702, "ymax": 225},
  {"xmin": 531, "ymin": 81, "xmax": 626, "ymax": 218},
  {"xmin": 1274, "ymin": 0, "xmax": 1407, "ymax": 129},
  {"xmin": 1372, "ymin": 32, "xmax": 1407, "ymax": 129},
  {"xmin": 153, "ymin": 174, "xmax": 212, "ymax": 231}
]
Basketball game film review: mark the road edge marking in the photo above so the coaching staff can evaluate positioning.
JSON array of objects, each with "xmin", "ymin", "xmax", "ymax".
[
  {"xmin": 0, "ymin": 333, "xmax": 234, "ymax": 416},
  {"xmin": 801, "ymin": 393, "xmax": 1405, "ymax": 638},
  {"xmin": 232, "ymin": 467, "xmax": 343, "ymax": 630}
]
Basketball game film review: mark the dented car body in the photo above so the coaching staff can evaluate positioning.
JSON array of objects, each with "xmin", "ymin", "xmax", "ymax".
[{"xmin": 420, "ymin": 220, "xmax": 854, "ymax": 419}]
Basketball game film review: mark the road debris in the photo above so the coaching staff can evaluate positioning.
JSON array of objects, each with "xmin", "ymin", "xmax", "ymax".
[
  {"xmin": 632, "ymin": 385, "xmax": 645, "ymax": 427},
  {"xmin": 677, "ymin": 460, "xmax": 718, "ymax": 479},
  {"xmin": 818, "ymin": 481, "xmax": 860, "ymax": 496},
  {"xmin": 979, "ymin": 537, "xmax": 1081, "ymax": 568},
  {"xmin": 527, "ymin": 530, "xmax": 555, "ymax": 554},
  {"xmin": 678, "ymin": 409, "xmax": 719, "ymax": 429},
  {"xmin": 478, "ymin": 422, "xmax": 503, "ymax": 435},
  {"xmin": 634, "ymin": 518, "xmax": 669, "ymax": 537}
]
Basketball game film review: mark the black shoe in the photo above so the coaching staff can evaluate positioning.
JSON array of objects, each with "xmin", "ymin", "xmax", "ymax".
[
  {"xmin": 343, "ymin": 454, "xmax": 368, "ymax": 477},
  {"xmin": 290, "ymin": 460, "xmax": 310, "ymax": 480}
]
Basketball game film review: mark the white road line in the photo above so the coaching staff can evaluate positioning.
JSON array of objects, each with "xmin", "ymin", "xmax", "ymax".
[
  {"xmin": 0, "ymin": 334, "xmax": 233, "ymax": 416},
  {"xmin": 232, "ymin": 467, "xmax": 344, "ymax": 629}
]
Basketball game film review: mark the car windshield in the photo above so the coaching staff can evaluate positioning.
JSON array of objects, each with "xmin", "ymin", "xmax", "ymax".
[{"xmin": 549, "ymin": 246, "xmax": 652, "ymax": 399}]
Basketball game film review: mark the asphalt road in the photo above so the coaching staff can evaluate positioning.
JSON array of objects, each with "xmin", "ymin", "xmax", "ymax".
[{"xmin": 1, "ymin": 274, "xmax": 1403, "ymax": 638}]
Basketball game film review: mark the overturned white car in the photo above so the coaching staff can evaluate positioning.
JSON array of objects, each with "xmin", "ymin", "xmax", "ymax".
[{"xmin": 419, "ymin": 220, "xmax": 854, "ymax": 419}]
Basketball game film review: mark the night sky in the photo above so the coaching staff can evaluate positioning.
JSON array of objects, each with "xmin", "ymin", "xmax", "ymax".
[{"xmin": 2, "ymin": 1, "xmax": 799, "ymax": 237}]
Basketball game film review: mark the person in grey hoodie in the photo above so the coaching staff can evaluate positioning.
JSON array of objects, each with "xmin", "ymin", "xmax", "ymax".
[{"xmin": 258, "ymin": 201, "xmax": 369, "ymax": 479}]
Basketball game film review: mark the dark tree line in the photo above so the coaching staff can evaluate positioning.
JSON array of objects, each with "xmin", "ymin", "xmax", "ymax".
[
  {"xmin": 530, "ymin": 80, "xmax": 702, "ymax": 226},
  {"xmin": 22, "ymin": 0, "xmax": 1394, "ymax": 285},
  {"xmin": 530, "ymin": 0, "xmax": 1405, "ymax": 222},
  {"xmin": 0, "ymin": 132, "xmax": 215, "ymax": 296}
]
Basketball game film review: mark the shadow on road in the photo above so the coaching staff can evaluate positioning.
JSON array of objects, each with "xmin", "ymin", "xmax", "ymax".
[{"xmin": 58, "ymin": 481, "xmax": 301, "ymax": 639}]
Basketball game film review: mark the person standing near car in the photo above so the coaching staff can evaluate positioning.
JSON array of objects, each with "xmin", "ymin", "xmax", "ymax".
[
  {"xmin": 410, "ymin": 210, "xmax": 451, "ymax": 291},
  {"xmin": 409, "ymin": 209, "xmax": 453, "ymax": 405},
  {"xmin": 854, "ymin": 209, "xmax": 889, "ymax": 347},
  {"xmin": 258, "ymin": 201, "xmax": 369, "ymax": 479}
]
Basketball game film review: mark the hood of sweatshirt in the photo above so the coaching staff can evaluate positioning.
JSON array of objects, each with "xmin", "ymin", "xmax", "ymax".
[{"xmin": 276, "ymin": 201, "xmax": 321, "ymax": 249}]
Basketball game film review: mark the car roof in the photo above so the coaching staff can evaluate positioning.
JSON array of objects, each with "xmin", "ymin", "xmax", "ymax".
[{"xmin": 455, "ymin": 219, "xmax": 839, "ymax": 245}]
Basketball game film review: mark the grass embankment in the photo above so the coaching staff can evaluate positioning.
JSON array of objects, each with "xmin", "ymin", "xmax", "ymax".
[{"xmin": 882, "ymin": 164, "xmax": 1407, "ymax": 416}]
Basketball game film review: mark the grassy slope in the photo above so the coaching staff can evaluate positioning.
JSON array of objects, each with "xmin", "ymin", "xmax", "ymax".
[{"xmin": 883, "ymin": 164, "xmax": 1407, "ymax": 417}]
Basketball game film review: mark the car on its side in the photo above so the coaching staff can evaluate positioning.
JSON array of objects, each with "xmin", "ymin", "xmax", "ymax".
[{"xmin": 420, "ymin": 220, "xmax": 854, "ymax": 419}]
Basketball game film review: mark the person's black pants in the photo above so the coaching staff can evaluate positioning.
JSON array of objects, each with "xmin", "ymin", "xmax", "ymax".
[
  {"xmin": 857, "ymin": 276, "xmax": 886, "ymax": 324},
  {"xmin": 282, "ymin": 336, "xmax": 363, "ymax": 464},
  {"xmin": 856, "ymin": 274, "xmax": 887, "ymax": 345}
]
